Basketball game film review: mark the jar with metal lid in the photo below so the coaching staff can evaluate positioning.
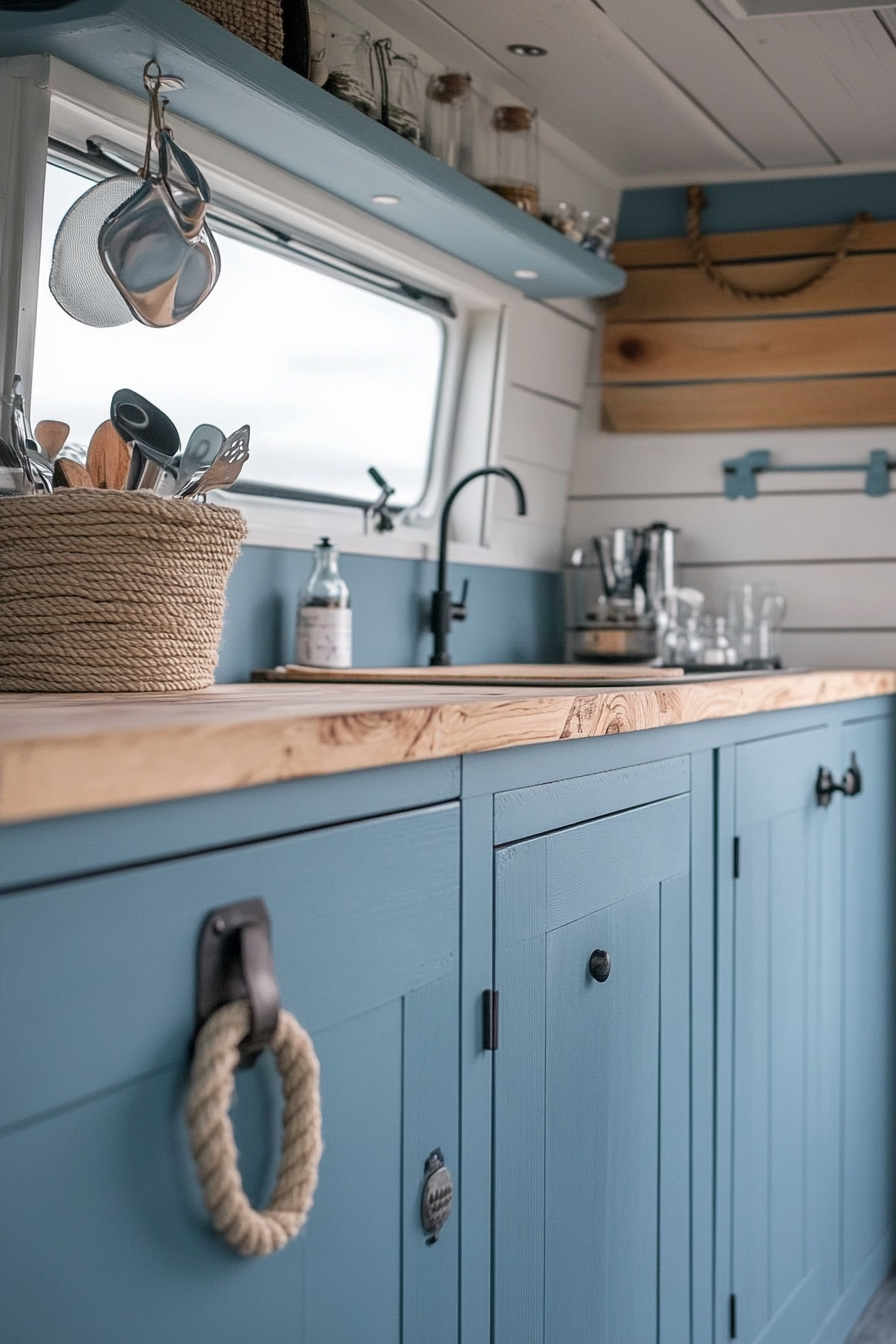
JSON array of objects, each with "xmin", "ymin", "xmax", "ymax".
[
  {"xmin": 324, "ymin": 29, "xmax": 376, "ymax": 118},
  {"xmin": 424, "ymin": 71, "xmax": 474, "ymax": 173},
  {"xmin": 374, "ymin": 40, "xmax": 422, "ymax": 145},
  {"xmin": 483, "ymin": 105, "xmax": 539, "ymax": 215}
]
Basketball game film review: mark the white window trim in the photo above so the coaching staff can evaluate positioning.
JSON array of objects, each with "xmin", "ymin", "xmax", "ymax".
[{"xmin": 1, "ymin": 53, "xmax": 532, "ymax": 566}]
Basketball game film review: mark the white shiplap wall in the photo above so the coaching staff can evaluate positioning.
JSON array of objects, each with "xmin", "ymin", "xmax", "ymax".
[
  {"xmin": 567, "ymin": 337, "xmax": 896, "ymax": 667},
  {"xmin": 490, "ymin": 297, "xmax": 596, "ymax": 570}
]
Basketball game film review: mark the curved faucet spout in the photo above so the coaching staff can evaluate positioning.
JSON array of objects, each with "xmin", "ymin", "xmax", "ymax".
[{"xmin": 431, "ymin": 466, "xmax": 528, "ymax": 665}]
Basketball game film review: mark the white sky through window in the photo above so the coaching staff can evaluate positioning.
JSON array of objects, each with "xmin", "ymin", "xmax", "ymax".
[{"xmin": 31, "ymin": 162, "xmax": 445, "ymax": 504}]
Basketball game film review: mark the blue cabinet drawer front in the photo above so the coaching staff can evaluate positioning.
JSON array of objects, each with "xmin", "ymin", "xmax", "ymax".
[
  {"xmin": 0, "ymin": 803, "xmax": 459, "ymax": 1130},
  {"xmin": 1, "ymin": 805, "xmax": 460, "ymax": 1344},
  {"xmin": 494, "ymin": 754, "xmax": 690, "ymax": 845}
]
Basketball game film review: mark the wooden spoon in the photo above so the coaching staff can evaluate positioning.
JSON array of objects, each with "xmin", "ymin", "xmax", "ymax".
[
  {"xmin": 53, "ymin": 458, "xmax": 94, "ymax": 489},
  {"xmin": 86, "ymin": 419, "xmax": 131, "ymax": 490},
  {"xmin": 34, "ymin": 419, "xmax": 70, "ymax": 460}
]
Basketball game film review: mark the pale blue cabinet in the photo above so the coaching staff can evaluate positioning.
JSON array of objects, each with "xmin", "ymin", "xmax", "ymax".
[
  {"xmin": 492, "ymin": 785, "xmax": 692, "ymax": 1344},
  {"xmin": 719, "ymin": 712, "xmax": 896, "ymax": 1344},
  {"xmin": 724, "ymin": 727, "xmax": 838, "ymax": 1344},
  {"xmin": 0, "ymin": 803, "xmax": 460, "ymax": 1344},
  {"xmin": 839, "ymin": 714, "xmax": 896, "ymax": 1320}
]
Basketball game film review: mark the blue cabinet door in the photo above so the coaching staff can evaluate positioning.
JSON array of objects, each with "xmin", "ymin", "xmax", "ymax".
[
  {"xmin": 0, "ymin": 803, "xmax": 460, "ymax": 1344},
  {"xmin": 493, "ymin": 793, "xmax": 692, "ymax": 1344},
  {"xmin": 840, "ymin": 715, "xmax": 896, "ymax": 1305},
  {"xmin": 728, "ymin": 728, "xmax": 838, "ymax": 1344}
]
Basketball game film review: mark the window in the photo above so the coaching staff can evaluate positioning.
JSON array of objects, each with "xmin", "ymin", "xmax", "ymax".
[{"xmin": 31, "ymin": 157, "xmax": 447, "ymax": 507}]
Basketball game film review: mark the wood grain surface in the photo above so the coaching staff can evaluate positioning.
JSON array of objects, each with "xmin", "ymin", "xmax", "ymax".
[
  {"xmin": 255, "ymin": 663, "xmax": 685, "ymax": 685},
  {"xmin": 606, "ymin": 254, "xmax": 896, "ymax": 323},
  {"xmin": 601, "ymin": 375, "xmax": 896, "ymax": 433},
  {"xmin": 603, "ymin": 312, "xmax": 896, "ymax": 384},
  {"xmin": 1, "ymin": 672, "xmax": 894, "ymax": 825},
  {"xmin": 614, "ymin": 221, "xmax": 896, "ymax": 269}
]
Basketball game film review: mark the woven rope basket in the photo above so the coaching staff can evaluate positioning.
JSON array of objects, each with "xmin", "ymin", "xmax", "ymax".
[
  {"xmin": 184, "ymin": 0, "xmax": 285, "ymax": 61},
  {"xmin": 0, "ymin": 492, "xmax": 247, "ymax": 693}
]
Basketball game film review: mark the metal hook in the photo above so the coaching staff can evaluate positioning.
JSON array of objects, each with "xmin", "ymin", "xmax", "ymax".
[{"xmin": 140, "ymin": 60, "xmax": 185, "ymax": 177}]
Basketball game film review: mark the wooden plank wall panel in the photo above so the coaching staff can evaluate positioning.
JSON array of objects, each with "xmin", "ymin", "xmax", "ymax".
[
  {"xmin": 602, "ymin": 378, "xmax": 896, "ymax": 434},
  {"xmin": 614, "ymin": 222, "xmax": 896, "ymax": 269},
  {"xmin": 602, "ymin": 219, "xmax": 896, "ymax": 435},
  {"xmin": 604, "ymin": 312, "xmax": 896, "ymax": 384},
  {"xmin": 608, "ymin": 254, "xmax": 896, "ymax": 323}
]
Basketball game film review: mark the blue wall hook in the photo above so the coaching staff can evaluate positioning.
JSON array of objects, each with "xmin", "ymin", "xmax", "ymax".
[{"xmin": 722, "ymin": 448, "xmax": 892, "ymax": 499}]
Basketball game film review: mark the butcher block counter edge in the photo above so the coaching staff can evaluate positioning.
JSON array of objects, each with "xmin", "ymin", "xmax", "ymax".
[{"xmin": 0, "ymin": 670, "xmax": 893, "ymax": 825}]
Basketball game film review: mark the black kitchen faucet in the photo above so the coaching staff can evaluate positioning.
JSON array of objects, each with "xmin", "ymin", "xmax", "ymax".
[{"xmin": 429, "ymin": 466, "xmax": 527, "ymax": 666}]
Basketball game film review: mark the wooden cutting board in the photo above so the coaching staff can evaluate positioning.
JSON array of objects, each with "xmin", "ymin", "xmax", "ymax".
[{"xmin": 252, "ymin": 662, "xmax": 685, "ymax": 685}]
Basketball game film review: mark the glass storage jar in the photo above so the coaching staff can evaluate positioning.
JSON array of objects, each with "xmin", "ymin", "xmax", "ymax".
[
  {"xmin": 483, "ymin": 105, "xmax": 539, "ymax": 215},
  {"xmin": 374, "ymin": 41, "xmax": 422, "ymax": 144},
  {"xmin": 324, "ymin": 28, "xmax": 376, "ymax": 118},
  {"xmin": 424, "ymin": 71, "xmax": 474, "ymax": 173}
]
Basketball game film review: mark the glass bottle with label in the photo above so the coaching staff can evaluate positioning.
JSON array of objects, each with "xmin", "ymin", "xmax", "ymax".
[{"xmin": 295, "ymin": 537, "xmax": 352, "ymax": 668}]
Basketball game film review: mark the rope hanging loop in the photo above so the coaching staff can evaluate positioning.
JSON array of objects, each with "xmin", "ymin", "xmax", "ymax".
[
  {"xmin": 686, "ymin": 184, "xmax": 872, "ymax": 303},
  {"xmin": 186, "ymin": 999, "xmax": 323, "ymax": 1256}
]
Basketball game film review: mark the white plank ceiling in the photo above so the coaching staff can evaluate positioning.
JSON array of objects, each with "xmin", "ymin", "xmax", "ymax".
[{"xmin": 372, "ymin": 0, "xmax": 896, "ymax": 181}]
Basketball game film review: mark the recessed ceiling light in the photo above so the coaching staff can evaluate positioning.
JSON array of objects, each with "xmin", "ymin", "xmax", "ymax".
[
  {"xmin": 514, "ymin": 268, "xmax": 539, "ymax": 280},
  {"xmin": 507, "ymin": 43, "xmax": 548, "ymax": 56},
  {"xmin": 371, "ymin": 194, "xmax": 401, "ymax": 205}
]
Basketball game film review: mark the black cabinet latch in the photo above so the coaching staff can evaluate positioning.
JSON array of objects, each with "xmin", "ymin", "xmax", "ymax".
[{"xmin": 816, "ymin": 753, "xmax": 862, "ymax": 807}]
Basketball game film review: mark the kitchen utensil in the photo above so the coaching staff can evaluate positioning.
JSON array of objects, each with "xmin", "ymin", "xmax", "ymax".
[
  {"xmin": 9, "ymin": 377, "xmax": 50, "ymax": 494},
  {"xmin": 34, "ymin": 420, "xmax": 70, "ymax": 459},
  {"xmin": 99, "ymin": 65, "xmax": 220, "ymax": 328},
  {"xmin": 49, "ymin": 173, "xmax": 142, "ymax": 327},
  {"xmin": 25, "ymin": 442, "xmax": 55, "ymax": 494},
  {"xmin": 174, "ymin": 425, "xmax": 250, "ymax": 499},
  {"xmin": 86, "ymin": 420, "xmax": 131, "ymax": 490},
  {"xmin": 111, "ymin": 388, "xmax": 180, "ymax": 492},
  {"xmin": 53, "ymin": 458, "xmax": 94, "ymax": 489},
  {"xmin": 176, "ymin": 423, "xmax": 224, "ymax": 492}
]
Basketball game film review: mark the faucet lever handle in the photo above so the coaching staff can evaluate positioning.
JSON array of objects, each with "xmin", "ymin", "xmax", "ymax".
[{"xmin": 452, "ymin": 578, "xmax": 469, "ymax": 621}]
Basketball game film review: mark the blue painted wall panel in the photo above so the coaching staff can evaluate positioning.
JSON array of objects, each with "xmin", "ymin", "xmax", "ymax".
[
  {"xmin": 617, "ymin": 171, "xmax": 896, "ymax": 241},
  {"xmin": 217, "ymin": 543, "xmax": 564, "ymax": 681}
]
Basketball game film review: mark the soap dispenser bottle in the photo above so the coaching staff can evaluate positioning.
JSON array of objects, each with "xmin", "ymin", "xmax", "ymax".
[{"xmin": 295, "ymin": 537, "xmax": 352, "ymax": 668}]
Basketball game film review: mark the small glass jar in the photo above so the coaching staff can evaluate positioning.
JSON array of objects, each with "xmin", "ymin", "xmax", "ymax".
[
  {"xmin": 540, "ymin": 201, "xmax": 583, "ymax": 242},
  {"xmin": 425, "ymin": 71, "xmax": 474, "ymax": 173},
  {"xmin": 580, "ymin": 212, "xmax": 617, "ymax": 258},
  {"xmin": 324, "ymin": 29, "xmax": 376, "ymax": 118},
  {"xmin": 375, "ymin": 43, "xmax": 422, "ymax": 145},
  {"xmin": 483, "ymin": 105, "xmax": 539, "ymax": 215}
]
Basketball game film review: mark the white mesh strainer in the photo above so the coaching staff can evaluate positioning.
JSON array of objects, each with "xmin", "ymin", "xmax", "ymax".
[{"xmin": 49, "ymin": 174, "xmax": 143, "ymax": 328}]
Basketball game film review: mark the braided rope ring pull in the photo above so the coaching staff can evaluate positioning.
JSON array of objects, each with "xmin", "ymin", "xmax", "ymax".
[{"xmin": 186, "ymin": 999, "xmax": 323, "ymax": 1256}]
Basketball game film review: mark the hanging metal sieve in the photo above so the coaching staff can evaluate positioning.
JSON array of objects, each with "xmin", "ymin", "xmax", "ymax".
[{"xmin": 49, "ymin": 173, "xmax": 143, "ymax": 327}]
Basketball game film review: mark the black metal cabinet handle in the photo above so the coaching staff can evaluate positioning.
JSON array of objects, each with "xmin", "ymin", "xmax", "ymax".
[
  {"xmin": 816, "ymin": 753, "xmax": 862, "ymax": 807},
  {"xmin": 589, "ymin": 949, "xmax": 612, "ymax": 983}
]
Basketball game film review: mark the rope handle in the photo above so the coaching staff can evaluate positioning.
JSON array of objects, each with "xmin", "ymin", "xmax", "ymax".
[
  {"xmin": 686, "ymin": 185, "xmax": 872, "ymax": 303},
  {"xmin": 186, "ymin": 999, "xmax": 323, "ymax": 1256}
]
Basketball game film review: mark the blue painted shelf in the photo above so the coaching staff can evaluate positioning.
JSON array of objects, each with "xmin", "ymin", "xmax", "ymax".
[{"xmin": 0, "ymin": 0, "xmax": 627, "ymax": 300}]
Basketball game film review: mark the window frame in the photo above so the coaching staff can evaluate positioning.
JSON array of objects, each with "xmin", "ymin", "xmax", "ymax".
[
  {"xmin": 41, "ymin": 136, "xmax": 453, "ymax": 515},
  {"xmin": 1, "ymin": 54, "xmax": 515, "ymax": 559}
]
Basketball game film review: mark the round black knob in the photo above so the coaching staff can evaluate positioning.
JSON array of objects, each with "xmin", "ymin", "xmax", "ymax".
[{"xmin": 589, "ymin": 949, "xmax": 611, "ymax": 983}]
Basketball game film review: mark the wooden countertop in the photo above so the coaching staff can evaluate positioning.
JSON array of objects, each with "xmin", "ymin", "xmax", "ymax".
[{"xmin": 1, "ymin": 670, "xmax": 894, "ymax": 825}]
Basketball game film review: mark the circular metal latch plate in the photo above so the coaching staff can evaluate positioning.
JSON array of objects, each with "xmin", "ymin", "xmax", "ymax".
[{"xmin": 421, "ymin": 1148, "xmax": 453, "ymax": 1244}]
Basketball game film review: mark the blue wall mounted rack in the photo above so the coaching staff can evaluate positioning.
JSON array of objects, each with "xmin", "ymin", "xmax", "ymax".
[{"xmin": 722, "ymin": 448, "xmax": 892, "ymax": 499}]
